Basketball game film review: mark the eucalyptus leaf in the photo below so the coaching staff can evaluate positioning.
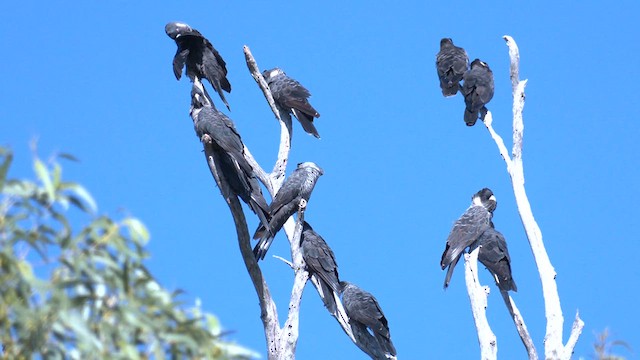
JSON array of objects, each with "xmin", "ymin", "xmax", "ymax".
[
  {"xmin": 122, "ymin": 217, "xmax": 150, "ymax": 244},
  {"xmin": 34, "ymin": 158, "xmax": 55, "ymax": 203}
]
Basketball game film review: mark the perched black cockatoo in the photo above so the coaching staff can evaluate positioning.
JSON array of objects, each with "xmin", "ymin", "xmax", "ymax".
[
  {"xmin": 341, "ymin": 281, "xmax": 397, "ymax": 357},
  {"xmin": 436, "ymin": 38, "xmax": 469, "ymax": 97},
  {"xmin": 461, "ymin": 59, "xmax": 494, "ymax": 126},
  {"xmin": 253, "ymin": 162, "xmax": 323, "ymax": 260},
  {"xmin": 301, "ymin": 222, "xmax": 341, "ymax": 314},
  {"xmin": 263, "ymin": 68, "xmax": 321, "ymax": 138},
  {"xmin": 474, "ymin": 223, "xmax": 517, "ymax": 292},
  {"xmin": 190, "ymin": 80, "xmax": 269, "ymax": 231},
  {"xmin": 166, "ymin": 22, "xmax": 231, "ymax": 110},
  {"xmin": 441, "ymin": 188, "xmax": 497, "ymax": 289}
]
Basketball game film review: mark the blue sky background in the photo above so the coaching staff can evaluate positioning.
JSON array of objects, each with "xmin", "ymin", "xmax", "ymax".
[{"xmin": 2, "ymin": 1, "xmax": 639, "ymax": 358}]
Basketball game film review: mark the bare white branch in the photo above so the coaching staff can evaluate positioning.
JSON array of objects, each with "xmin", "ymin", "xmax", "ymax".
[
  {"xmin": 270, "ymin": 113, "xmax": 293, "ymax": 186},
  {"xmin": 243, "ymin": 45, "xmax": 282, "ymax": 122},
  {"xmin": 243, "ymin": 45, "xmax": 291, "ymax": 187},
  {"xmin": 511, "ymin": 79, "xmax": 528, "ymax": 164},
  {"xmin": 279, "ymin": 201, "xmax": 310, "ymax": 359},
  {"xmin": 479, "ymin": 36, "xmax": 584, "ymax": 359},
  {"xmin": 503, "ymin": 35, "xmax": 520, "ymax": 94},
  {"xmin": 564, "ymin": 311, "xmax": 585, "ymax": 358},
  {"xmin": 502, "ymin": 37, "xmax": 566, "ymax": 360},
  {"xmin": 464, "ymin": 247, "xmax": 497, "ymax": 360},
  {"xmin": 482, "ymin": 111, "xmax": 513, "ymax": 172}
]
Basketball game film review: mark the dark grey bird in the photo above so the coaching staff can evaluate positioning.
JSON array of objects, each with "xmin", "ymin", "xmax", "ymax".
[
  {"xmin": 190, "ymin": 81, "xmax": 270, "ymax": 232},
  {"xmin": 474, "ymin": 223, "xmax": 517, "ymax": 292},
  {"xmin": 253, "ymin": 162, "xmax": 324, "ymax": 260},
  {"xmin": 441, "ymin": 188, "xmax": 497, "ymax": 289},
  {"xmin": 166, "ymin": 22, "xmax": 231, "ymax": 110},
  {"xmin": 461, "ymin": 59, "xmax": 494, "ymax": 126},
  {"xmin": 341, "ymin": 281, "xmax": 397, "ymax": 357},
  {"xmin": 436, "ymin": 38, "xmax": 469, "ymax": 97},
  {"xmin": 263, "ymin": 68, "xmax": 321, "ymax": 138},
  {"xmin": 301, "ymin": 222, "xmax": 341, "ymax": 314}
]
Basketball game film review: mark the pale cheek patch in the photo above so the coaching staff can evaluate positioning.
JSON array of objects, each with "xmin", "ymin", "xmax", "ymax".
[{"xmin": 269, "ymin": 69, "xmax": 282, "ymax": 78}]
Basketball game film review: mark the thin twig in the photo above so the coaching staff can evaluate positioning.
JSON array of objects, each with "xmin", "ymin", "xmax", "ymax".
[
  {"xmin": 464, "ymin": 247, "xmax": 497, "ymax": 360},
  {"xmin": 273, "ymin": 255, "xmax": 294, "ymax": 268},
  {"xmin": 483, "ymin": 111, "xmax": 513, "ymax": 173}
]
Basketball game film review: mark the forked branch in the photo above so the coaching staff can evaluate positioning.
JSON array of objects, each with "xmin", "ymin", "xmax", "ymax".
[
  {"xmin": 241, "ymin": 46, "xmax": 355, "ymax": 359},
  {"xmin": 479, "ymin": 36, "xmax": 583, "ymax": 359}
]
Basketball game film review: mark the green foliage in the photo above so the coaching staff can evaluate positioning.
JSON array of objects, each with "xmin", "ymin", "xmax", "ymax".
[{"xmin": 0, "ymin": 147, "xmax": 258, "ymax": 360}]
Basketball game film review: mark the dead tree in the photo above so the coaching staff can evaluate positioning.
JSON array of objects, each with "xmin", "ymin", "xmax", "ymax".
[
  {"xmin": 462, "ymin": 36, "xmax": 584, "ymax": 360},
  {"xmin": 185, "ymin": 44, "xmax": 392, "ymax": 359}
]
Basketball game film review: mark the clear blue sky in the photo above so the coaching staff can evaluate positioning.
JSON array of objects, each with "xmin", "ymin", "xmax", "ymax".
[{"xmin": 2, "ymin": 1, "xmax": 639, "ymax": 358}]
